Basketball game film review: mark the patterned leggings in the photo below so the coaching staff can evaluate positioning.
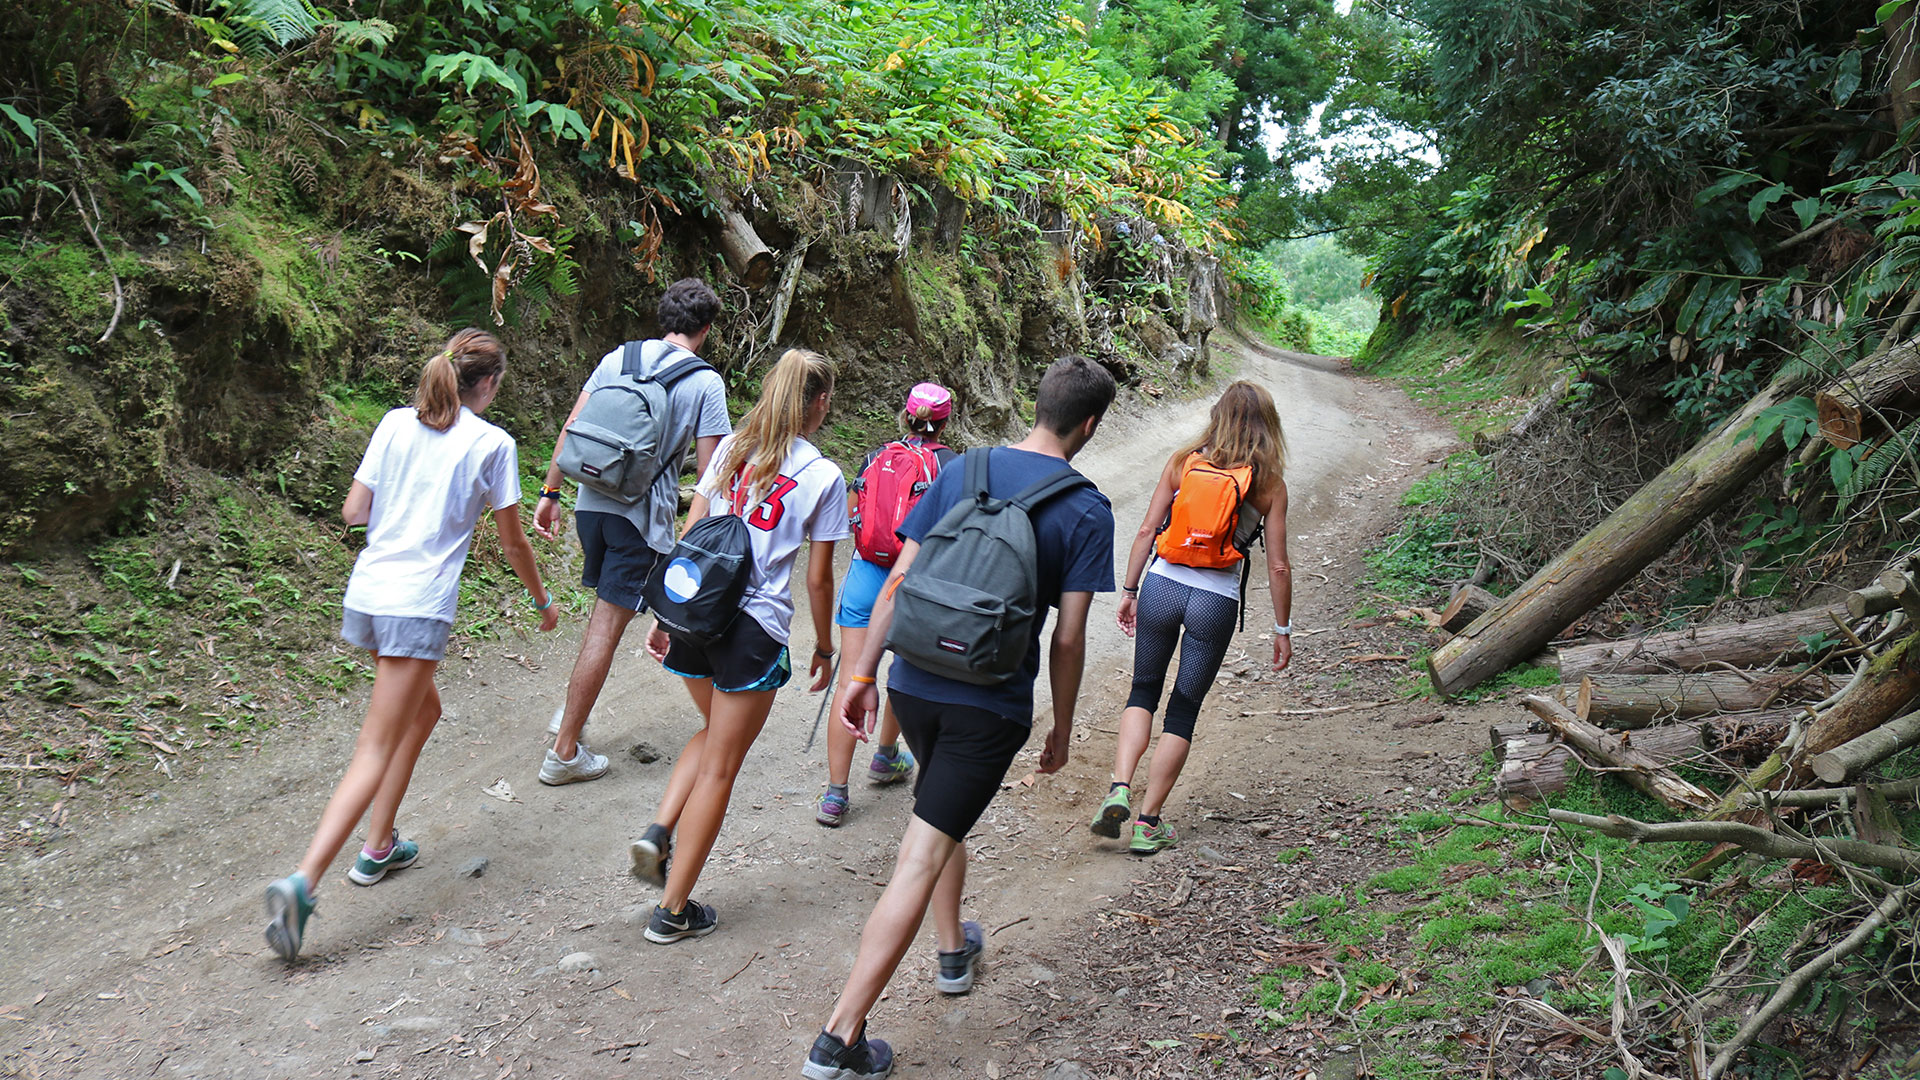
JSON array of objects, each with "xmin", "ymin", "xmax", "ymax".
[{"xmin": 1125, "ymin": 573, "xmax": 1239, "ymax": 741}]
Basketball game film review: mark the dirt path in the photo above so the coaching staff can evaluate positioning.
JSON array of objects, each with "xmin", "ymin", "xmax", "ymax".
[{"xmin": 0, "ymin": 334, "xmax": 1485, "ymax": 1079}]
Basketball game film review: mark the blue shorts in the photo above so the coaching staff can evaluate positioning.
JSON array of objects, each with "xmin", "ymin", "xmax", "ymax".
[
  {"xmin": 835, "ymin": 557, "xmax": 891, "ymax": 629},
  {"xmin": 576, "ymin": 510, "xmax": 660, "ymax": 612}
]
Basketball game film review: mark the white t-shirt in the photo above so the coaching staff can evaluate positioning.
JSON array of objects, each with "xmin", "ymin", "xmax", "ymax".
[
  {"xmin": 1146, "ymin": 555, "xmax": 1240, "ymax": 600},
  {"xmin": 572, "ymin": 340, "xmax": 732, "ymax": 553},
  {"xmin": 343, "ymin": 407, "xmax": 522, "ymax": 623},
  {"xmin": 694, "ymin": 435, "xmax": 851, "ymax": 644}
]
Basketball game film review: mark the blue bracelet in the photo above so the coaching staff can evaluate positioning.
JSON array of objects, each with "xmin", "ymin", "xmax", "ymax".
[{"xmin": 533, "ymin": 593, "xmax": 554, "ymax": 612}]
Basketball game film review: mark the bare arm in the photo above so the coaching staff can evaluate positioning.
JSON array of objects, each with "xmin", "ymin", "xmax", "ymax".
[
  {"xmin": 1039, "ymin": 590, "xmax": 1092, "ymax": 773},
  {"xmin": 1264, "ymin": 479, "xmax": 1293, "ymax": 670},
  {"xmin": 1116, "ymin": 455, "xmax": 1180, "ymax": 636},
  {"xmin": 341, "ymin": 480, "xmax": 373, "ymax": 527},
  {"xmin": 534, "ymin": 389, "xmax": 593, "ymax": 540},
  {"xmin": 494, "ymin": 505, "xmax": 559, "ymax": 632},
  {"xmin": 838, "ymin": 541, "xmax": 920, "ymax": 739},
  {"xmin": 692, "ymin": 433, "xmax": 721, "ymax": 479},
  {"xmin": 805, "ymin": 539, "xmax": 837, "ymax": 691}
]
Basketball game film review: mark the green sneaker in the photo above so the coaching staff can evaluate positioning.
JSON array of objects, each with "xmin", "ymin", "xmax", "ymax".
[
  {"xmin": 1090, "ymin": 785, "xmax": 1131, "ymax": 839},
  {"xmin": 1129, "ymin": 820, "xmax": 1177, "ymax": 856},
  {"xmin": 264, "ymin": 873, "xmax": 316, "ymax": 961},
  {"xmin": 347, "ymin": 830, "xmax": 419, "ymax": 886}
]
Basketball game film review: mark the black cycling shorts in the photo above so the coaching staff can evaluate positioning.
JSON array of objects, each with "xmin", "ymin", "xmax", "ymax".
[
  {"xmin": 889, "ymin": 690, "xmax": 1032, "ymax": 842},
  {"xmin": 663, "ymin": 614, "xmax": 792, "ymax": 694}
]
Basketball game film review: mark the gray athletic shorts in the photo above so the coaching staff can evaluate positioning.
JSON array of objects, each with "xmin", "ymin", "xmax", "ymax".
[{"xmin": 341, "ymin": 609, "xmax": 452, "ymax": 661}]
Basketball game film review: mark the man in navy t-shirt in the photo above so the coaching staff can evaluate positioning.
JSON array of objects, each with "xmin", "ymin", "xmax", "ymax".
[{"xmin": 802, "ymin": 356, "xmax": 1118, "ymax": 1080}]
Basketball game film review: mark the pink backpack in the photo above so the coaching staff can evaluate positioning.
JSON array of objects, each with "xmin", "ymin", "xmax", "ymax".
[{"xmin": 853, "ymin": 440, "xmax": 945, "ymax": 567}]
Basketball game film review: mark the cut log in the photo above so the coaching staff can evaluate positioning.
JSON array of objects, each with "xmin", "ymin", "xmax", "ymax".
[
  {"xmin": 1490, "ymin": 719, "xmax": 1541, "ymax": 750},
  {"xmin": 1553, "ymin": 605, "xmax": 1854, "ymax": 680},
  {"xmin": 1496, "ymin": 735, "xmax": 1571, "ymax": 799},
  {"xmin": 1816, "ymin": 342, "xmax": 1920, "ymax": 449},
  {"xmin": 1521, "ymin": 696, "xmax": 1718, "ymax": 812},
  {"xmin": 1441, "ymin": 585, "xmax": 1498, "ymax": 634},
  {"xmin": 1882, "ymin": 569, "xmax": 1920, "ymax": 624},
  {"xmin": 1575, "ymin": 671, "xmax": 1824, "ymax": 728},
  {"xmin": 763, "ymin": 242, "xmax": 807, "ymax": 349},
  {"xmin": 1809, "ymin": 707, "xmax": 1920, "ymax": 784},
  {"xmin": 1848, "ymin": 583, "xmax": 1899, "ymax": 620},
  {"xmin": 1426, "ymin": 337, "xmax": 1920, "ymax": 697},
  {"xmin": 709, "ymin": 187, "xmax": 774, "ymax": 287},
  {"xmin": 1789, "ymin": 631, "xmax": 1920, "ymax": 783}
]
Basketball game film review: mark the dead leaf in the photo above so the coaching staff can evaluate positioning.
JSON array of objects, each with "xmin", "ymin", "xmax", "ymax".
[{"xmin": 481, "ymin": 778, "xmax": 519, "ymax": 803}]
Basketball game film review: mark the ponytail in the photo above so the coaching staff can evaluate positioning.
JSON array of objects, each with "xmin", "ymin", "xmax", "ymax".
[
  {"xmin": 719, "ymin": 348, "xmax": 836, "ymax": 502},
  {"xmin": 414, "ymin": 328, "xmax": 506, "ymax": 431}
]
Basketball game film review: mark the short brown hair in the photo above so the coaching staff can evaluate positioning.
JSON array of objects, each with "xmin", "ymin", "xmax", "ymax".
[{"xmin": 1034, "ymin": 355, "xmax": 1115, "ymax": 436}]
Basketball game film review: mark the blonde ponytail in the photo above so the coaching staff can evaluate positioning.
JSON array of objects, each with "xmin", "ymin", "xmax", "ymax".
[
  {"xmin": 414, "ymin": 328, "xmax": 506, "ymax": 431},
  {"xmin": 719, "ymin": 348, "xmax": 835, "ymax": 502}
]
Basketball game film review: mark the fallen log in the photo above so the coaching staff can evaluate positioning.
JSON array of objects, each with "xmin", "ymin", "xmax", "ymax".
[
  {"xmin": 1575, "ymin": 671, "xmax": 1823, "ymax": 728},
  {"xmin": 709, "ymin": 187, "xmax": 774, "ymax": 287},
  {"xmin": 1441, "ymin": 584, "xmax": 1498, "ymax": 634},
  {"xmin": 1547, "ymin": 808, "xmax": 1920, "ymax": 874},
  {"xmin": 1790, "ymin": 631, "xmax": 1920, "ymax": 784},
  {"xmin": 1847, "ymin": 582, "xmax": 1899, "ymax": 620},
  {"xmin": 1809, "ymin": 707, "xmax": 1920, "ymax": 783},
  {"xmin": 1554, "ymin": 606, "xmax": 1853, "ymax": 680},
  {"xmin": 1426, "ymin": 337, "xmax": 1920, "ymax": 697},
  {"xmin": 1521, "ymin": 696, "xmax": 1718, "ymax": 812},
  {"xmin": 1496, "ymin": 734, "xmax": 1571, "ymax": 799},
  {"xmin": 1882, "ymin": 568, "xmax": 1920, "ymax": 624},
  {"xmin": 1732, "ymin": 776, "xmax": 1920, "ymax": 807},
  {"xmin": 1815, "ymin": 343, "xmax": 1920, "ymax": 449}
]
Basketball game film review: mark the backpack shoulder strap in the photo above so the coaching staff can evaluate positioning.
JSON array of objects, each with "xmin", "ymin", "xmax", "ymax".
[
  {"xmin": 1009, "ymin": 465, "xmax": 1093, "ymax": 512},
  {"xmin": 962, "ymin": 448, "xmax": 993, "ymax": 501},
  {"xmin": 618, "ymin": 340, "xmax": 649, "ymax": 378},
  {"xmin": 650, "ymin": 349, "xmax": 712, "ymax": 388}
]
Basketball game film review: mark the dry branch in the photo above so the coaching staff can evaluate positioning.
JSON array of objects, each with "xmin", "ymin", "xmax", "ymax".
[
  {"xmin": 1733, "ymin": 776, "xmax": 1920, "ymax": 807},
  {"xmin": 1522, "ymin": 696, "xmax": 1718, "ymax": 812},
  {"xmin": 1546, "ymin": 809, "xmax": 1920, "ymax": 874}
]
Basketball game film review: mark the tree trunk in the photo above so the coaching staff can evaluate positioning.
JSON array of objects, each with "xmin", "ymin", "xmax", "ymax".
[
  {"xmin": 1790, "ymin": 631, "xmax": 1920, "ymax": 783},
  {"xmin": 1848, "ymin": 583, "xmax": 1900, "ymax": 620},
  {"xmin": 1522, "ymin": 696, "xmax": 1719, "ymax": 812},
  {"xmin": 1816, "ymin": 334, "xmax": 1920, "ymax": 448},
  {"xmin": 1427, "ymin": 338, "xmax": 1920, "ymax": 697},
  {"xmin": 709, "ymin": 186, "xmax": 774, "ymax": 288},
  {"xmin": 1575, "ymin": 671, "xmax": 1824, "ymax": 728},
  {"xmin": 1442, "ymin": 584, "xmax": 1499, "ymax": 634},
  {"xmin": 1495, "ymin": 734, "xmax": 1570, "ymax": 799},
  {"xmin": 1553, "ymin": 606, "xmax": 1852, "ymax": 680},
  {"xmin": 1810, "ymin": 708, "xmax": 1920, "ymax": 783}
]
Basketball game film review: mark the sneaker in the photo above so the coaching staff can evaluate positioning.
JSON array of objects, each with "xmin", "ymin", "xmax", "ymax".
[
  {"xmin": 866, "ymin": 747, "xmax": 914, "ymax": 785},
  {"xmin": 264, "ymin": 873, "xmax": 316, "ymax": 961},
  {"xmin": 347, "ymin": 830, "xmax": 419, "ymax": 886},
  {"xmin": 935, "ymin": 919, "xmax": 985, "ymax": 994},
  {"xmin": 1129, "ymin": 819, "xmax": 1177, "ymax": 855},
  {"xmin": 1090, "ymin": 785, "xmax": 1131, "ymax": 839},
  {"xmin": 816, "ymin": 787, "xmax": 849, "ymax": 827},
  {"xmin": 802, "ymin": 1027, "xmax": 894, "ymax": 1080},
  {"xmin": 643, "ymin": 899, "xmax": 718, "ymax": 944},
  {"xmin": 628, "ymin": 824, "xmax": 671, "ymax": 887},
  {"xmin": 539, "ymin": 742, "xmax": 609, "ymax": 785}
]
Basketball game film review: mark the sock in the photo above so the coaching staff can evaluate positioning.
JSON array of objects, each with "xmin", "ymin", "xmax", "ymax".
[
  {"xmin": 1137, "ymin": 814, "xmax": 1161, "ymax": 827},
  {"xmin": 874, "ymin": 742, "xmax": 899, "ymax": 759},
  {"xmin": 828, "ymin": 783, "xmax": 849, "ymax": 798},
  {"xmin": 363, "ymin": 834, "xmax": 394, "ymax": 859},
  {"xmin": 1109, "ymin": 780, "xmax": 1130, "ymax": 793}
]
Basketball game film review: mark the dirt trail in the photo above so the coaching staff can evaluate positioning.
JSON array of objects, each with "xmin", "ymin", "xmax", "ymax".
[{"xmin": 0, "ymin": 334, "xmax": 1482, "ymax": 1079}]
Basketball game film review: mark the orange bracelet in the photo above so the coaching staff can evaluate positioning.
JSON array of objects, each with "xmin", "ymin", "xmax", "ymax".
[{"xmin": 849, "ymin": 674, "xmax": 877, "ymax": 685}]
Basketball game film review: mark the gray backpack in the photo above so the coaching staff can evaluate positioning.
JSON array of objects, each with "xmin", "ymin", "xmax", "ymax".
[
  {"xmin": 885, "ymin": 449, "xmax": 1092, "ymax": 685},
  {"xmin": 556, "ymin": 340, "xmax": 712, "ymax": 504}
]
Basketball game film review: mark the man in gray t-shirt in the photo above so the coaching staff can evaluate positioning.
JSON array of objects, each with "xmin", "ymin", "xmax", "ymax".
[{"xmin": 532, "ymin": 278, "xmax": 733, "ymax": 785}]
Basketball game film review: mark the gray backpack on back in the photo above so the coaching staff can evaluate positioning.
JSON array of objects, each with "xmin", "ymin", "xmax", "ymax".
[
  {"xmin": 885, "ymin": 449, "xmax": 1092, "ymax": 685},
  {"xmin": 556, "ymin": 340, "xmax": 712, "ymax": 504}
]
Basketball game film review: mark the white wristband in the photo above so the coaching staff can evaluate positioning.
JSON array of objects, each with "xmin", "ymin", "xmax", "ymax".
[{"xmin": 1274, "ymin": 623, "xmax": 1291, "ymax": 636}]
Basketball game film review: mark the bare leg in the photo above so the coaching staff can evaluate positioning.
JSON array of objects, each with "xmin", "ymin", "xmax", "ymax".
[
  {"xmin": 825, "ymin": 627, "xmax": 867, "ymax": 786},
  {"xmin": 928, "ymin": 840, "xmax": 967, "ymax": 952},
  {"xmin": 653, "ymin": 676, "xmax": 715, "ymax": 829},
  {"xmin": 825, "ymin": 816, "xmax": 960, "ymax": 1042},
  {"xmin": 552, "ymin": 599, "xmax": 637, "ymax": 759},
  {"xmin": 1137, "ymin": 733, "xmax": 1192, "ymax": 818},
  {"xmin": 363, "ymin": 680, "xmax": 443, "ymax": 848},
  {"xmin": 659, "ymin": 687, "xmax": 776, "ymax": 911},
  {"xmin": 1108, "ymin": 705, "xmax": 1154, "ymax": 786},
  {"xmin": 296, "ymin": 656, "xmax": 439, "ymax": 885},
  {"xmin": 875, "ymin": 699, "xmax": 903, "ymax": 751}
]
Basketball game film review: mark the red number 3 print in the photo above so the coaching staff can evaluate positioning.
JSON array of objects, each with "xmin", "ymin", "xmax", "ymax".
[{"xmin": 746, "ymin": 475, "xmax": 798, "ymax": 532}]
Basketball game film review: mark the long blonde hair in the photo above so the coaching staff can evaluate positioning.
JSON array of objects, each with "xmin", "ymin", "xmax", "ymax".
[
  {"xmin": 719, "ymin": 348, "xmax": 836, "ymax": 503},
  {"xmin": 1176, "ymin": 380, "xmax": 1286, "ymax": 494},
  {"xmin": 414, "ymin": 328, "xmax": 505, "ymax": 432}
]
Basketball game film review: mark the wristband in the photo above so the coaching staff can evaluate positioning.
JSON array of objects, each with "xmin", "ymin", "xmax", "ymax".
[
  {"xmin": 539, "ymin": 486, "xmax": 563, "ymax": 500},
  {"xmin": 1273, "ymin": 622, "xmax": 1291, "ymax": 636},
  {"xmin": 815, "ymin": 646, "xmax": 835, "ymax": 660},
  {"xmin": 1123, "ymin": 584, "xmax": 1139, "ymax": 594},
  {"xmin": 533, "ymin": 593, "xmax": 554, "ymax": 612},
  {"xmin": 849, "ymin": 674, "xmax": 877, "ymax": 685}
]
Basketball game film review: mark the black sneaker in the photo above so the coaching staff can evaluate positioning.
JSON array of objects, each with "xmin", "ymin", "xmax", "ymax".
[
  {"xmin": 802, "ymin": 1026, "xmax": 894, "ymax": 1080},
  {"xmin": 629, "ymin": 823, "xmax": 671, "ymax": 887},
  {"xmin": 643, "ymin": 899, "xmax": 717, "ymax": 944},
  {"xmin": 935, "ymin": 919, "xmax": 985, "ymax": 994}
]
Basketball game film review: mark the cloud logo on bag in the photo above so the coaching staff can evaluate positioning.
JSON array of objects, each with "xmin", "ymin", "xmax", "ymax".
[{"xmin": 662, "ymin": 558, "xmax": 703, "ymax": 603}]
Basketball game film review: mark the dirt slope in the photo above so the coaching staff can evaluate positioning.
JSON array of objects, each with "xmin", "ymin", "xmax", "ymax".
[{"xmin": 0, "ymin": 333, "xmax": 1487, "ymax": 1079}]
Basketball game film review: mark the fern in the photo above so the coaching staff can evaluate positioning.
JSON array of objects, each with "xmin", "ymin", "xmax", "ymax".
[
  {"xmin": 227, "ymin": 0, "xmax": 319, "ymax": 52},
  {"xmin": 1835, "ymin": 419, "xmax": 1920, "ymax": 518}
]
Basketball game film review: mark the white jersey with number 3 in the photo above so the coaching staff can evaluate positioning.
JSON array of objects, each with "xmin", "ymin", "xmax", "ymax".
[{"xmin": 694, "ymin": 435, "xmax": 851, "ymax": 644}]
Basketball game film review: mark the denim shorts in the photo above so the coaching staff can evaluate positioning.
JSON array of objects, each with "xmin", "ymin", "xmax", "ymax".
[
  {"xmin": 834, "ymin": 556, "xmax": 890, "ymax": 629},
  {"xmin": 341, "ymin": 610, "xmax": 452, "ymax": 661}
]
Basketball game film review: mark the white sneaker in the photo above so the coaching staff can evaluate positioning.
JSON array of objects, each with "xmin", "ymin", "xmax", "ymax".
[{"xmin": 539, "ymin": 743, "xmax": 609, "ymax": 785}]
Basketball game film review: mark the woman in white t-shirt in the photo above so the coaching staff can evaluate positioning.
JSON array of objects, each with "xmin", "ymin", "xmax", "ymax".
[
  {"xmin": 628, "ymin": 348, "xmax": 850, "ymax": 944},
  {"xmin": 264, "ymin": 330, "xmax": 561, "ymax": 962}
]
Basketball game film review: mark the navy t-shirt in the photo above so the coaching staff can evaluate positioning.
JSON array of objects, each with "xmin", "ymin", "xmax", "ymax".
[{"xmin": 885, "ymin": 447, "xmax": 1116, "ymax": 721}]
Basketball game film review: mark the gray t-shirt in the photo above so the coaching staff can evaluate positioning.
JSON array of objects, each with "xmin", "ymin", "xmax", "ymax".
[{"xmin": 572, "ymin": 340, "xmax": 732, "ymax": 553}]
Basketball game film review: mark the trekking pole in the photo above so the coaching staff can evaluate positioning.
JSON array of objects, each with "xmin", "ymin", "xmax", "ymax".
[{"xmin": 804, "ymin": 652, "xmax": 841, "ymax": 752}]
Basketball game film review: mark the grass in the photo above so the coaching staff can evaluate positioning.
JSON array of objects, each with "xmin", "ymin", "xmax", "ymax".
[{"xmin": 1355, "ymin": 321, "xmax": 1562, "ymax": 440}]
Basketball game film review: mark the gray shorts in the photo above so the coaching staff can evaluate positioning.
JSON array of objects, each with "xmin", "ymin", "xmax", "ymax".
[{"xmin": 341, "ymin": 610, "xmax": 452, "ymax": 661}]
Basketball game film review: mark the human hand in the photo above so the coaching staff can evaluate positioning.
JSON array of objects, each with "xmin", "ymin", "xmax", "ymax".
[
  {"xmin": 646, "ymin": 624, "xmax": 671, "ymax": 662},
  {"xmin": 537, "ymin": 602, "xmax": 559, "ymax": 633},
  {"xmin": 533, "ymin": 497, "xmax": 562, "ymax": 541},
  {"xmin": 1273, "ymin": 633, "xmax": 1292, "ymax": 671},
  {"xmin": 808, "ymin": 648, "xmax": 834, "ymax": 692},
  {"xmin": 1037, "ymin": 723, "xmax": 1071, "ymax": 774},
  {"xmin": 1116, "ymin": 594, "xmax": 1137, "ymax": 637},
  {"xmin": 839, "ymin": 679, "xmax": 879, "ymax": 741}
]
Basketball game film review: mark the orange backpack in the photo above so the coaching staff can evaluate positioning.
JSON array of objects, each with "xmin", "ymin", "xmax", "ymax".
[{"xmin": 1155, "ymin": 453, "xmax": 1255, "ymax": 569}]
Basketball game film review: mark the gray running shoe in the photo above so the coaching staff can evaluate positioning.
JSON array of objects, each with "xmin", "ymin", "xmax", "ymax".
[
  {"xmin": 539, "ymin": 742, "xmax": 609, "ymax": 785},
  {"xmin": 935, "ymin": 919, "xmax": 985, "ymax": 994},
  {"xmin": 643, "ymin": 899, "xmax": 718, "ymax": 944},
  {"xmin": 629, "ymin": 823, "xmax": 671, "ymax": 886}
]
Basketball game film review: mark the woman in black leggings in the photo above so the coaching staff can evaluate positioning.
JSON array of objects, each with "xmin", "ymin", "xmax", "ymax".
[{"xmin": 1091, "ymin": 381, "xmax": 1293, "ymax": 854}]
